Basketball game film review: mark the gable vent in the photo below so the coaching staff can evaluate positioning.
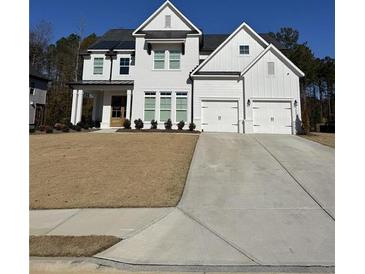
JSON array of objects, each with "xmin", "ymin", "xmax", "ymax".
[{"xmin": 165, "ymin": 15, "xmax": 171, "ymax": 28}]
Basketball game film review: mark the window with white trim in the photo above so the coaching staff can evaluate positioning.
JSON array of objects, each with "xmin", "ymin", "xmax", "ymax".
[
  {"xmin": 268, "ymin": 62, "xmax": 275, "ymax": 75},
  {"xmin": 154, "ymin": 50, "xmax": 165, "ymax": 69},
  {"xmin": 165, "ymin": 15, "xmax": 171, "ymax": 28},
  {"xmin": 144, "ymin": 92, "xmax": 156, "ymax": 121},
  {"xmin": 176, "ymin": 92, "xmax": 188, "ymax": 122},
  {"xmin": 160, "ymin": 92, "xmax": 172, "ymax": 122},
  {"xmin": 93, "ymin": 57, "xmax": 104, "ymax": 74},
  {"xmin": 120, "ymin": 58, "xmax": 130, "ymax": 74},
  {"xmin": 169, "ymin": 50, "xmax": 181, "ymax": 69},
  {"xmin": 239, "ymin": 45, "xmax": 249, "ymax": 55}
]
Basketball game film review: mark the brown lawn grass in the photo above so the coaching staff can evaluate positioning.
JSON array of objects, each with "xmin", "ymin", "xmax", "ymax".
[
  {"xmin": 30, "ymin": 133, "xmax": 199, "ymax": 209},
  {"xmin": 301, "ymin": 132, "xmax": 335, "ymax": 148},
  {"xmin": 29, "ymin": 235, "xmax": 120, "ymax": 257}
]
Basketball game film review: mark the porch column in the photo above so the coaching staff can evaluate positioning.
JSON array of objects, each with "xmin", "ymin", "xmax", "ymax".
[
  {"xmin": 75, "ymin": 90, "xmax": 84, "ymax": 124},
  {"xmin": 70, "ymin": 89, "xmax": 78, "ymax": 124},
  {"xmin": 126, "ymin": 89, "xmax": 132, "ymax": 120}
]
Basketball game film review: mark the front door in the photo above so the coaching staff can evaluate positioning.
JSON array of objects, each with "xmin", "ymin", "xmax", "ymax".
[{"xmin": 110, "ymin": 96, "xmax": 126, "ymax": 127}]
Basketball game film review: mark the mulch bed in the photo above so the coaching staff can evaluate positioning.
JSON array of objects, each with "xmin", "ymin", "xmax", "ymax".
[{"xmin": 116, "ymin": 128, "xmax": 200, "ymax": 134}]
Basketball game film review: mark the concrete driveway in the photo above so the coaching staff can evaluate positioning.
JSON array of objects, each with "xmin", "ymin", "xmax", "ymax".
[{"xmin": 98, "ymin": 133, "xmax": 334, "ymax": 267}]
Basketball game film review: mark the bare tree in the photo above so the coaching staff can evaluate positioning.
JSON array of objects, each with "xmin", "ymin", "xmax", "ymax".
[
  {"xmin": 74, "ymin": 17, "xmax": 85, "ymax": 81},
  {"xmin": 30, "ymin": 20, "xmax": 53, "ymax": 72}
]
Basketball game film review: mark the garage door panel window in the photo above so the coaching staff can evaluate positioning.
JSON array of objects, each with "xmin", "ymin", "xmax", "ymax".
[
  {"xmin": 160, "ymin": 92, "xmax": 171, "ymax": 122},
  {"xmin": 176, "ymin": 92, "xmax": 187, "ymax": 122},
  {"xmin": 144, "ymin": 92, "xmax": 156, "ymax": 121}
]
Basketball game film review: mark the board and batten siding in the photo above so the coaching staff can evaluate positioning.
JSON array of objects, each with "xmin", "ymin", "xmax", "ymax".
[
  {"xmin": 193, "ymin": 79, "xmax": 244, "ymax": 133},
  {"xmin": 243, "ymin": 49, "xmax": 302, "ymax": 133},
  {"xmin": 142, "ymin": 5, "xmax": 191, "ymax": 31},
  {"xmin": 200, "ymin": 28, "xmax": 265, "ymax": 72}
]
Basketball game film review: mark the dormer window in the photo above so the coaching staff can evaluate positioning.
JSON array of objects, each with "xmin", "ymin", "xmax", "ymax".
[{"xmin": 165, "ymin": 15, "xmax": 171, "ymax": 28}]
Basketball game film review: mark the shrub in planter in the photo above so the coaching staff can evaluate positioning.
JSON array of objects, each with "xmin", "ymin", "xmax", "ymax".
[
  {"xmin": 29, "ymin": 128, "xmax": 35, "ymax": 134},
  {"xmin": 189, "ymin": 122, "xmax": 196, "ymax": 131},
  {"xmin": 177, "ymin": 120, "xmax": 185, "ymax": 130},
  {"xmin": 45, "ymin": 126, "xmax": 53, "ymax": 134},
  {"xmin": 134, "ymin": 119, "xmax": 144, "ymax": 130},
  {"xmin": 151, "ymin": 119, "xmax": 158, "ymax": 130},
  {"xmin": 94, "ymin": 120, "xmax": 101, "ymax": 128},
  {"xmin": 123, "ymin": 119, "xmax": 131, "ymax": 129},
  {"xmin": 164, "ymin": 118, "xmax": 172, "ymax": 130},
  {"xmin": 62, "ymin": 127, "xmax": 70, "ymax": 133}
]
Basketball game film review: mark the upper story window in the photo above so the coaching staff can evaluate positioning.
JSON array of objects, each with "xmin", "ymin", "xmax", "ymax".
[
  {"xmin": 154, "ymin": 50, "xmax": 165, "ymax": 69},
  {"xmin": 93, "ymin": 57, "xmax": 104, "ymax": 75},
  {"xmin": 169, "ymin": 50, "xmax": 181, "ymax": 69},
  {"xmin": 268, "ymin": 62, "xmax": 275, "ymax": 76},
  {"xmin": 120, "ymin": 58, "xmax": 130, "ymax": 75},
  {"xmin": 165, "ymin": 15, "xmax": 171, "ymax": 28},
  {"xmin": 239, "ymin": 45, "xmax": 250, "ymax": 55}
]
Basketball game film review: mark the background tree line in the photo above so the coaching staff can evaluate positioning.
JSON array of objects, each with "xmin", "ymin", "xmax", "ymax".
[{"xmin": 30, "ymin": 22, "xmax": 335, "ymax": 133}]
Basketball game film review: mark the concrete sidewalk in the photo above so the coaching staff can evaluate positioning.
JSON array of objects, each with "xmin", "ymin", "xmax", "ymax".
[{"xmin": 30, "ymin": 208, "xmax": 172, "ymax": 238}]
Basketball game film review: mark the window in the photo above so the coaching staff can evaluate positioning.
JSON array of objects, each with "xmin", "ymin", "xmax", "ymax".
[
  {"xmin": 160, "ymin": 92, "xmax": 171, "ymax": 122},
  {"xmin": 239, "ymin": 45, "xmax": 250, "ymax": 55},
  {"xmin": 93, "ymin": 58, "xmax": 104, "ymax": 74},
  {"xmin": 176, "ymin": 92, "xmax": 188, "ymax": 122},
  {"xmin": 169, "ymin": 50, "xmax": 181, "ymax": 69},
  {"xmin": 165, "ymin": 15, "xmax": 171, "ymax": 28},
  {"xmin": 268, "ymin": 62, "xmax": 275, "ymax": 75},
  {"xmin": 120, "ymin": 58, "xmax": 130, "ymax": 74},
  {"xmin": 30, "ymin": 81, "xmax": 35, "ymax": 95},
  {"xmin": 154, "ymin": 50, "xmax": 165, "ymax": 69},
  {"xmin": 144, "ymin": 92, "xmax": 156, "ymax": 121}
]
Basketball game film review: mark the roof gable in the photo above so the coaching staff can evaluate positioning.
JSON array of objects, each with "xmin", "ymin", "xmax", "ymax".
[
  {"xmin": 240, "ymin": 44, "xmax": 305, "ymax": 77},
  {"xmin": 133, "ymin": 1, "xmax": 201, "ymax": 35},
  {"xmin": 191, "ymin": 22, "xmax": 269, "ymax": 75}
]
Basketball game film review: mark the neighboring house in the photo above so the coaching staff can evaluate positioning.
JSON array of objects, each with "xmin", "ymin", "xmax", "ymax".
[
  {"xmin": 69, "ymin": 0, "xmax": 304, "ymax": 134},
  {"xmin": 29, "ymin": 67, "xmax": 49, "ymax": 128}
]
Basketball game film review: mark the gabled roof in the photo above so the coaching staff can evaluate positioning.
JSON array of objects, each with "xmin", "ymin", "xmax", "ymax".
[
  {"xmin": 191, "ymin": 22, "xmax": 270, "ymax": 75},
  {"xmin": 200, "ymin": 33, "xmax": 285, "ymax": 54},
  {"xmin": 133, "ymin": 0, "xmax": 202, "ymax": 36},
  {"xmin": 240, "ymin": 44, "xmax": 305, "ymax": 77}
]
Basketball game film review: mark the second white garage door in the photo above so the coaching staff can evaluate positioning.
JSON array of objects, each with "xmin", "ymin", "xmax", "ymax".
[
  {"xmin": 201, "ymin": 100, "xmax": 239, "ymax": 132},
  {"xmin": 252, "ymin": 101, "xmax": 293, "ymax": 134}
]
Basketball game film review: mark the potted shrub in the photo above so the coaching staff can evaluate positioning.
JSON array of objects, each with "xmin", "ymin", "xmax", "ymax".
[
  {"xmin": 189, "ymin": 122, "xmax": 196, "ymax": 131},
  {"xmin": 151, "ymin": 119, "xmax": 158, "ymax": 130},
  {"xmin": 74, "ymin": 125, "xmax": 82, "ymax": 132},
  {"xmin": 164, "ymin": 118, "xmax": 172, "ymax": 130},
  {"xmin": 123, "ymin": 119, "xmax": 131, "ymax": 129},
  {"xmin": 177, "ymin": 120, "xmax": 185, "ymax": 130},
  {"xmin": 134, "ymin": 118, "xmax": 144, "ymax": 130}
]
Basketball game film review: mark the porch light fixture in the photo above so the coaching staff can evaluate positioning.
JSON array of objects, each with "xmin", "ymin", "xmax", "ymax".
[
  {"xmin": 294, "ymin": 100, "xmax": 298, "ymax": 107},
  {"xmin": 247, "ymin": 99, "xmax": 251, "ymax": 106}
]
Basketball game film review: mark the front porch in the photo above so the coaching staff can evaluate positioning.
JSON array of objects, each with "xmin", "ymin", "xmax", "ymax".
[{"xmin": 69, "ymin": 80, "xmax": 133, "ymax": 129}]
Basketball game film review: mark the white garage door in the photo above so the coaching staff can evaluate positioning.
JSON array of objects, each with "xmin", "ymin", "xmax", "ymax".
[
  {"xmin": 201, "ymin": 100, "xmax": 238, "ymax": 132},
  {"xmin": 252, "ymin": 101, "xmax": 293, "ymax": 134}
]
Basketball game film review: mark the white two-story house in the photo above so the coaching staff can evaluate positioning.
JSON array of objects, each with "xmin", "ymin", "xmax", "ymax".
[{"xmin": 69, "ymin": 0, "xmax": 305, "ymax": 134}]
